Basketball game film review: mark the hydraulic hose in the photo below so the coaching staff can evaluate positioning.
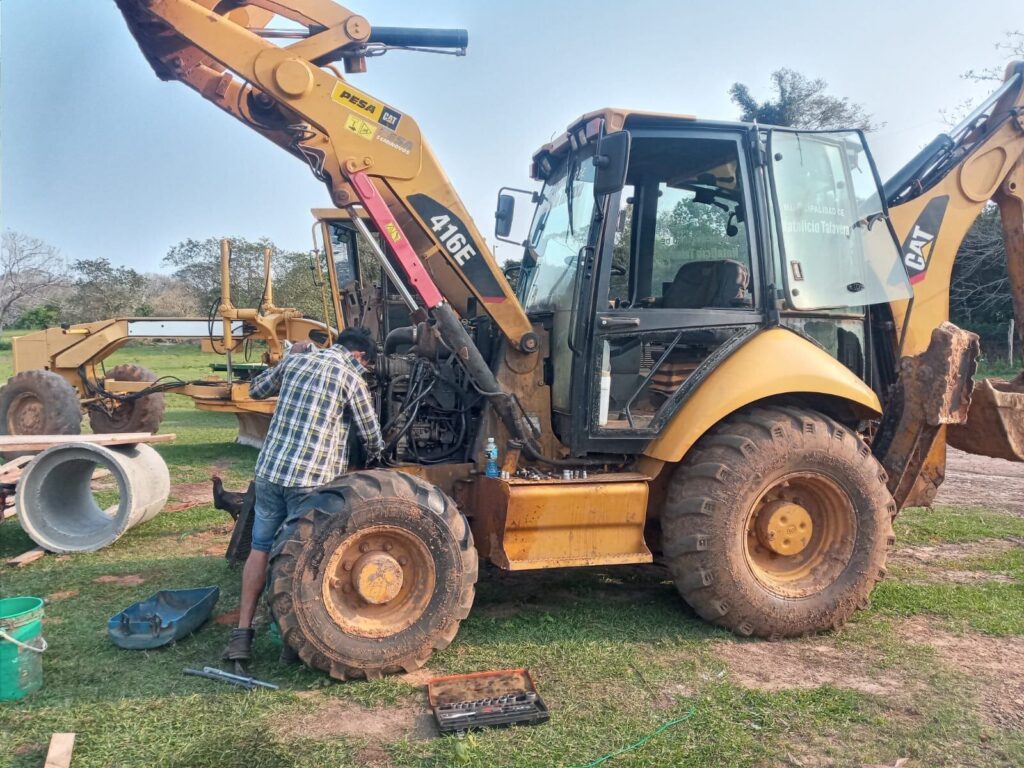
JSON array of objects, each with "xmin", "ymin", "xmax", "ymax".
[{"xmin": 431, "ymin": 303, "xmax": 616, "ymax": 468}]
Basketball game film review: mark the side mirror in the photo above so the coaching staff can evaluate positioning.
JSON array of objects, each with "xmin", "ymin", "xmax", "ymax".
[
  {"xmin": 593, "ymin": 131, "xmax": 631, "ymax": 197},
  {"xmin": 495, "ymin": 193, "xmax": 516, "ymax": 238}
]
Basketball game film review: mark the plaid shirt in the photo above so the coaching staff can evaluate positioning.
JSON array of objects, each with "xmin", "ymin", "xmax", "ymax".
[{"xmin": 251, "ymin": 345, "xmax": 384, "ymax": 487}]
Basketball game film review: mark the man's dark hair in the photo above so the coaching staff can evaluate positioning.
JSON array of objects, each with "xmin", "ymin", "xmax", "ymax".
[{"xmin": 336, "ymin": 327, "xmax": 375, "ymax": 357}]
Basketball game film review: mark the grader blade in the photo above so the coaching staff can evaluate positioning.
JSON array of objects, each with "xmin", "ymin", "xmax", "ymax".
[
  {"xmin": 873, "ymin": 322, "xmax": 980, "ymax": 510},
  {"xmin": 947, "ymin": 376, "xmax": 1024, "ymax": 461},
  {"xmin": 235, "ymin": 413, "xmax": 271, "ymax": 449}
]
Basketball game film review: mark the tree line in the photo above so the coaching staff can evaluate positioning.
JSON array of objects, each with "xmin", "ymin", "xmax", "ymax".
[{"xmin": 0, "ymin": 232, "xmax": 330, "ymax": 331}]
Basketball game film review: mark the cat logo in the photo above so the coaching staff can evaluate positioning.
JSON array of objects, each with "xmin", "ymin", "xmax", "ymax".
[
  {"xmin": 899, "ymin": 196, "xmax": 949, "ymax": 284},
  {"xmin": 384, "ymin": 222, "xmax": 403, "ymax": 243}
]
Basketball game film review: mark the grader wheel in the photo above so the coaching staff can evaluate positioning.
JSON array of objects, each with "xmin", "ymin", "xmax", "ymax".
[
  {"xmin": 0, "ymin": 370, "xmax": 81, "ymax": 458},
  {"xmin": 268, "ymin": 470, "xmax": 477, "ymax": 680},
  {"xmin": 663, "ymin": 406, "xmax": 895, "ymax": 637},
  {"xmin": 88, "ymin": 364, "xmax": 165, "ymax": 434}
]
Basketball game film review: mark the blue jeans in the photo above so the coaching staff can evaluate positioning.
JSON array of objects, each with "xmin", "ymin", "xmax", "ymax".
[{"xmin": 251, "ymin": 478, "xmax": 317, "ymax": 553}]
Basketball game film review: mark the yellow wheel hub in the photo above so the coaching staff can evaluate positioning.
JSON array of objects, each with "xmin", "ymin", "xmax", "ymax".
[
  {"xmin": 320, "ymin": 524, "xmax": 436, "ymax": 638},
  {"xmin": 8, "ymin": 393, "xmax": 44, "ymax": 434},
  {"xmin": 351, "ymin": 552, "xmax": 405, "ymax": 605},
  {"xmin": 744, "ymin": 473, "xmax": 857, "ymax": 598},
  {"xmin": 755, "ymin": 501, "xmax": 813, "ymax": 556}
]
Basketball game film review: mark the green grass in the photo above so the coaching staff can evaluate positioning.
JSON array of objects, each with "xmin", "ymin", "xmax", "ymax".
[{"xmin": 3, "ymin": 342, "xmax": 1024, "ymax": 766}]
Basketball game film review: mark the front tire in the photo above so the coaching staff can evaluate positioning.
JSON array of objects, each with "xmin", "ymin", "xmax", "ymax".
[
  {"xmin": 662, "ymin": 406, "xmax": 895, "ymax": 637},
  {"xmin": 88, "ymin": 364, "xmax": 165, "ymax": 434},
  {"xmin": 267, "ymin": 470, "xmax": 477, "ymax": 680}
]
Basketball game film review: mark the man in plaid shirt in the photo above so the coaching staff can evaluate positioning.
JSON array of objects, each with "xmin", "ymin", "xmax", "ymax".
[{"xmin": 225, "ymin": 327, "xmax": 384, "ymax": 666}]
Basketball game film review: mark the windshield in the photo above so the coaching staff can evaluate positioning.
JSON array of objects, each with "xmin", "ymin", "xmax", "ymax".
[
  {"xmin": 769, "ymin": 130, "xmax": 912, "ymax": 311},
  {"xmin": 520, "ymin": 155, "xmax": 598, "ymax": 313}
]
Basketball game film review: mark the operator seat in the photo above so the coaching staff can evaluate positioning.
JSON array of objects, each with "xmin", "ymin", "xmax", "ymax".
[
  {"xmin": 662, "ymin": 259, "xmax": 750, "ymax": 309},
  {"xmin": 647, "ymin": 259, "xmax": 752, "ymax": 405}
]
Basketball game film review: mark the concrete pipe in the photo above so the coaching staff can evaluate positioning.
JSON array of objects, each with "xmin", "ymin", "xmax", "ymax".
[{"xmin": 15, "ymin": 442, "xmax": 170, "ymax": 553}]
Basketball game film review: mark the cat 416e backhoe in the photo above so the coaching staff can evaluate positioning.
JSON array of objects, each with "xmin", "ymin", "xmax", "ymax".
[{"xmin": 110, "ymin": 0, "xmax": 1024, "ymax": 680}]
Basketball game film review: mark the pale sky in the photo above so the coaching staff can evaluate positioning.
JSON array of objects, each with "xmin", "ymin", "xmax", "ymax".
[{"xmin": 2, "ymin": 1, "xmax": 1020, "ymax": 270}]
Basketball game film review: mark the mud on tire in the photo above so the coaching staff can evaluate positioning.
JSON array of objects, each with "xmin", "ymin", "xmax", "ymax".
[
  {"xmin": 662, "ymin": 406, "xmax": 895, "ymax": 638},
  {"xmin": 267, "ymin": 470, "xmax": 478, "ymax": 680},
  {"xmin": 88, "ymin": 364, "xmax": 165, "ymax": 434}
]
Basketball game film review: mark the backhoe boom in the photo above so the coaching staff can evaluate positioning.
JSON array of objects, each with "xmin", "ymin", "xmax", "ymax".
[{"xmin": 115, "ymin": 0, "xmax": 537, "ymax": 353}]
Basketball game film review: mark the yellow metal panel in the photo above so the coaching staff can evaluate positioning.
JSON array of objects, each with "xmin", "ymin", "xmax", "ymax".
[
  {"xmin": 474, "ymin": 475, "xmax": 652, "ymax": 571},
  {"xmin": 643, "ymin": 328, "xmax": 882, "ymax": 464}
]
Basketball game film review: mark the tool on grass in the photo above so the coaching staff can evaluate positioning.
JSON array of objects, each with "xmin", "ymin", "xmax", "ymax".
[
  {"xmin": 183, "ymin": 665, "xmax": 279, "ymax": 690},
  {"xmin": 427, "ymin": 668, "xmax": 548, "ymax": 732}
]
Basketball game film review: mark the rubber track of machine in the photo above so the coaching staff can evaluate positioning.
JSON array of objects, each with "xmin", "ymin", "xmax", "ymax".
[
  {"xmin": 0, "ymin": 370, "xmax": 81, "ymax": 458},
  {"xmin": 267, "ymin": 469, "xmax": 477, "ymax": 680},
  {"xmin": 661, "ymin": 406, "xmax": 895, "ymax": 638},
  {"xmin": 88, "ymin": 364, "xmax": 166, "ymax": 434}
]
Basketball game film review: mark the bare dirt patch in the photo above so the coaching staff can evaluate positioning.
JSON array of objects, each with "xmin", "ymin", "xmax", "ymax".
[
  {"xmin": 934, "ymin": 448, "xmax": 1024, "ymax": 515},
  {"xmin": 713, "ymin": 639, "xmax": 904, "ymax": 696},
  {"xmin": 166, "ymin": 482, "xmax": 212, "ymax": 510},
  {"xmin": 213, "ymin": 608, "xmax": 240, "ymax": 626},
  {"xmin": 93, "ymin": 574, "xmax": 146, "ymax": 586},
  {"xmin": 899, "ymin": 616, "xmax": 1024, "ymax": 730},
  {"xmin": 889, "ymin": 538, "xmax": 1020, "ymax": 584},
  {"xmin": 272, "ymin": 700, "xmax": 436, "ymax": 743}
]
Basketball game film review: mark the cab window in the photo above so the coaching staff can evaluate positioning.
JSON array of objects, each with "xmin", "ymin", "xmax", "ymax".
[{"xmin": 610, "ymin": 136, "xmax": 755, "ymax": 312}]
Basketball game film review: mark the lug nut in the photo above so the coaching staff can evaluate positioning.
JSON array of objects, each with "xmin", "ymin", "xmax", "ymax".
[
  {"xmin": 398, "ymin": 556, "xmax": 408, "ymax": 566},
  {"xmin": 382, "ymin": 542, "xmax": 393, "ymax": 552},
  {"xmin": 359, "ymin": 542, "xmax": 371, "ymax": 553},
  {"xmin": 342, "ymin": 561, "xmax": 352, "ymax": 571}
]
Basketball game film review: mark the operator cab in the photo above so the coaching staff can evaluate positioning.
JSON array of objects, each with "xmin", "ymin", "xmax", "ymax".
[{"xmin": 499, "ymin": 111, "xmax": 912, "ymax": 455}]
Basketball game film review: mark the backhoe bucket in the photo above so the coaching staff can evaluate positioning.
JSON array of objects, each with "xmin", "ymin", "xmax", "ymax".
[
  {"xmin": 947, "ymin": 377, "xmax": 1024, "ymax": 461},
  {"xmin": 235, "ymin": 413, "xmax": 271, "ymax": 449}
]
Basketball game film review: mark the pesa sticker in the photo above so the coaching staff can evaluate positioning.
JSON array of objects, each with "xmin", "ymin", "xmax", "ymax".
[{"xmin": 331, "ymin": 83, "xmax": 403, "ymax": 130}]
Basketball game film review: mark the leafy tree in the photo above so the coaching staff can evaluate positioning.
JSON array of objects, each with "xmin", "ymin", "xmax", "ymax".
[
  {"xmin": 16, "ymin": 303, "xmax": 62, "ymax": 329},
  {"xmin": 0, "ymin": 231, "xmax": 66, "ymax": 331},
  {"xmin": 69, "ymin": 258, "xmax": 147, "ymax": 322},
  {"xmin": 144, "ymin": 273, "xmax": 201, "ymax": 317},
  {"xmin": 163, "ymin": 236, "xmax": 329, "ymax": 322},
  {"xmin": 730, "ymin": 68, "xmax": 878, "ymax": 130}
]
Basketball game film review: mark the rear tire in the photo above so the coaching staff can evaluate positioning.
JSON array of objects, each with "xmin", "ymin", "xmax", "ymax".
[
  {"xmin": 88, "ymin": 364, "xmax": 165, "ymax": 434},
  {"xmin": 267, "ymin": 470, "xmax": 477, "ymax": 680},
  {"xmin": 662, "ymin": 406, "xmax": 895, "ymax": 637},
  {"xmin": 0, "ymin": 370, "xmax": 81, "ymax": 458}
]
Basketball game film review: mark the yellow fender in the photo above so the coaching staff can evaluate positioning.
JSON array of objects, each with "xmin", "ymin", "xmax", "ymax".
[{"xmin": 642, "ymin": 327, "xmax": 882, "ymax": 465}]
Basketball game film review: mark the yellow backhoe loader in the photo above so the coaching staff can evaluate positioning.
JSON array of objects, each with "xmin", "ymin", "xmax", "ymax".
[{"xmin": 107, "ymin": 0, "xmax": 1024, "ymax": 680}]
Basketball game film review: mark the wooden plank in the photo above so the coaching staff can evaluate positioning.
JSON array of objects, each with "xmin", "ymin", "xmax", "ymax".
[
  {"xmin": 0, "ymin": 455, "xmax": 33, "ymax": 483},
  {"xmin": 44, "ymin": 732, "xmax": 76, "ymax": 768},
  {"xmin": 0, "ymin": 433, "xmax": 176, "ymax": 453},
  {"xmin": 6, "ymin": 547, "xmax": 45, "ymax": 567}
]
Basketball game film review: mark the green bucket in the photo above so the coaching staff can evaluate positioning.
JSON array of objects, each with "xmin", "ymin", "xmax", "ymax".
[{"xmin": 0, "ymin": 596, "xmax": 47, "ymax": 701}]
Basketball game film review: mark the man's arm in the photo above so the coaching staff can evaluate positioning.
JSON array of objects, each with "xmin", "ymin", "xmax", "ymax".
[
  {"xmin": 249, "ymin": 359, "xmax": 287, "ymax": 400},
  {"xmin": 347, "ymin": 375, "xmax": 384, "ymax": 461}
]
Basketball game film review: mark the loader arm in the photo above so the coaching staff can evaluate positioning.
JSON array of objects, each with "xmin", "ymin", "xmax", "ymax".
[
  {"xmin": 878, "ymin": 62, "xmax": 1024, "ymax": 499},
  {"xmin": 114, "ymin": 0, "xmax": 537, "ymax": 355}
]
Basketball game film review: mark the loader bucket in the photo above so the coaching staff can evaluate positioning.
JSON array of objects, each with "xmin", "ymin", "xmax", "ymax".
[
  {"xmin": 235, "ymin": 413, "xmax": 271, "ymax": 449},
  {"xmin": 947, "ymin": 376, "xmax": 1024, "ymax": 462}
]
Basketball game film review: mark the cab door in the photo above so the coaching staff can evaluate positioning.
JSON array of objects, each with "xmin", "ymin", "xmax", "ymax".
[{"xmin": 570, "ymin": 127, "xmax": 767, "ymax": 454}]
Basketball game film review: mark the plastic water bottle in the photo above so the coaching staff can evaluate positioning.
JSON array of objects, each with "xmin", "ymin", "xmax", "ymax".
[{"xmin": 484, "ymin": 437, "xmax": 500, "ymax": 478}]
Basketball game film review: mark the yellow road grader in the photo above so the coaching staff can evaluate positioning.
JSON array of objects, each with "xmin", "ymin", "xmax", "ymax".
[
  {"xmin": 51, "ymin": 0, "xmax": 1024, "ymax": 679},
  {"xmin": 1, "ymin": 216, "xmax": 370, "ymax": 447}
]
